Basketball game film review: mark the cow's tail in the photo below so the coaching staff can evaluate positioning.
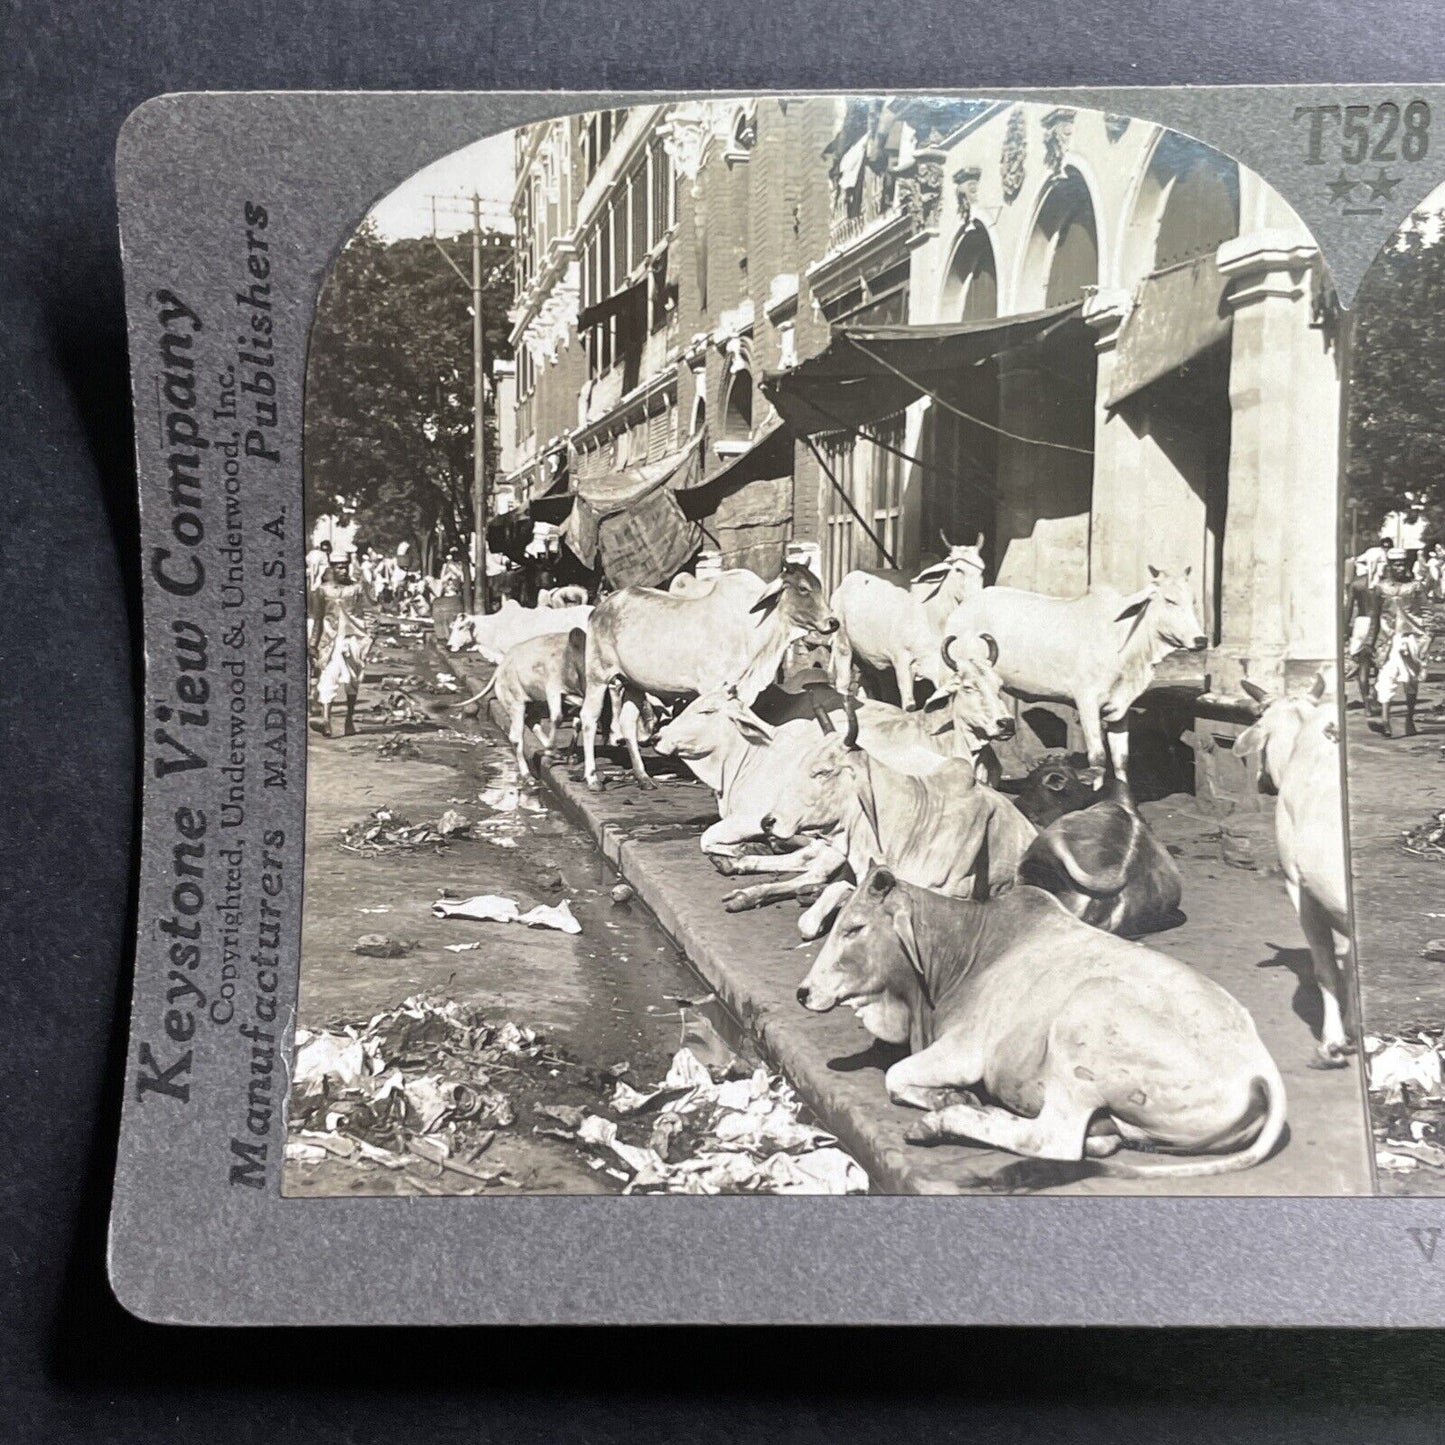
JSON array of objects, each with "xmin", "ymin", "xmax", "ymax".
[
  {"xmin": 1092, "ymin": 1059, "xmax": 1288, "ymax": 1180},
  {"xmin": 453, "ymin": 674, "xmax": 498, "ymax": 710}
]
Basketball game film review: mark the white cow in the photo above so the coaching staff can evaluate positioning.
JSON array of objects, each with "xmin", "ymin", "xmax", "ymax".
[
  {"xmin": 1235, "ymin": 674, "xmax": 1354, "ymax": 1066},
  {"xmin": 941, "ymin": 566, "xmax": 1207, "ymax": 783},
  {"xmin": 580, "ymin": 563, "xmax": 838, "ymax": 790},
  {"xmin": 447, "ymin": 599, "xmax": 593, "ymax": 662},
  {"xmin": 828, "ymin": 538, "xmax": 986, "ymax": 706},
  {"xmin": 451, "ymin": 629, "xmax": 588, "ymax": 779}
]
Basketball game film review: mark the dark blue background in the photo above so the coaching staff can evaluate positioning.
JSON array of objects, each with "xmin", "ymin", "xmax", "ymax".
[{"xmin": 5, "ymin": 2, "xmax": 1445, "ymax": 1439}]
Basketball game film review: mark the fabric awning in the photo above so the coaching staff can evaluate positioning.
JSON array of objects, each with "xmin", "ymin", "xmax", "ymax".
[
  {"xmin": 1105, "ymin": 254, "xmax": 1231, "ymax": 409},
  {"xmin": 676, "ymin": 421, "xmax": 792, "ymax": 522},
  {"xmin": 574, "ymin": 437, "xmax": 702, "ymax": 510},
  {"xmin": 760, "ymin": 303, "xmax": 1086, "ymax": 435},
  {"xmin": 577, "ymin": 278, "xmax": 648, "ymax": 333}
]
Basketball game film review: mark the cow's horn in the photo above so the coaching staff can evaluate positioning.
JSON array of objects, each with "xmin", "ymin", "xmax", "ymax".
[
  {"xmin": 938, "ymin": 527, "xmax": 952, "ymax": 550},
  {"xmin": 980, "ymin": 632, "xmax": 999, "ymax": 666},
  {"xmin": 809, "ymin": 691, "xmax": 836, "ymax": 734},
  {"xmin": 843, "ymin": 692, "xmax": 862, "ymax": 750},
  {"xmin": 941, "ymin": 635, "xmax": 960, "ymax": 672}
]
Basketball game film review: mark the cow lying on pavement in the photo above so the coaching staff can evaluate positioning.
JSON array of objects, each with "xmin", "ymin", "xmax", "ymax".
[
  {"xmin": 729, "ymin": 703, "xmax": 1036, "ymax": 935},
  {"xmin": 1013, "ymin": 756, "xmax": 1098, "ymax": 828},
  {"xmin": 1016, "ymin": 773, "xmax": 1183, "ymax": 937},
  {"xmin": 1234, "ymin": 674, "xmax": 1355, "ymax": 1067},
  {"xmin": 453, "ymin": 629, "xmax": 588, "ymax": 779},
  {"xmin": 447, "ymin": 598, "xmax": 593, "ymax": 662},
  {"xmin": 796, "ymin": 867, "xmax": 1287, "ymax": 1177}
]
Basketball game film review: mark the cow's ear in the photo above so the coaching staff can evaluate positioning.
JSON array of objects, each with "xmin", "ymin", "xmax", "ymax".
[
  {"xmin": 1183, "ymin": 565, "xmax": 1193, "ymax": 579},
  {"xmin": 1043, "ymin": 768, "xmax": 1067, "ymax": 792},
  {"xmin": 1309, "ymin": 671, "xmax": 1327, "ymax": 701},
  {"xmin": 749, "ymin": 578, "xmax": 784, "ymax": 616},
  {"xmin": 869, "ymin": 867, "xmax": 897, "ymax": 896},
  {"xmin": 1148, "ymin": 564, "xmax": 1162, "ymax": 579},
  {"xmin": 1233, "ymin": 721, "xmax": 1263, "ymax": 758},
  {"xmin": 1113, "ymin": 588, "xmax": 1153, "ymax": 623},
  {"xmin": 732, "ymin": 711, "xmax": 775, "ymax": 745},
  {"xmin": 891, "ymin": 895, "xmax": 933, "ymax": 1008},
  {"xmin": 1240, "ymin": 678, "xmax": 1270, "ymax": 706}
]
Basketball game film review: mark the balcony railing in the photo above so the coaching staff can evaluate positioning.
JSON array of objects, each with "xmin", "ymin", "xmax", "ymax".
[{"xmin": 828, "ymin": 167, "xmax": 899, "ymax": 251}]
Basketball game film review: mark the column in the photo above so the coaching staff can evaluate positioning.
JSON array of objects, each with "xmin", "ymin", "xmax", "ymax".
[{"xmin": 1214, "ymin": 230, "xmax": 1342, "ymax": 697}]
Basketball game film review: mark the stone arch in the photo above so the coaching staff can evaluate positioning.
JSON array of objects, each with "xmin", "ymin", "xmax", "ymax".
[
  {"xmin": 938, "ymin": 222, "xmax": 999, "ymax": 321},
  {"xmin": 1119, "ymin": 128, "xmax": 1240, "ymax": 286},
  {"xmin": 721, "ymin": 367, "xmax": 753, "ymax": 441},
  {"xmin": 1015, "ymin": 164, "xmax": 1101, "ymax": 312}
]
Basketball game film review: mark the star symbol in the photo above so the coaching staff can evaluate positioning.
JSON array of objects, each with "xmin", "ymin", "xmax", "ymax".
[
  {"xmin": 1326, "ymin": 170, "xmax": 1357, "ymax": 205},
  {"xmin": 1366, "ymin": 168, "xmax": 1403, "ymax": 202}
]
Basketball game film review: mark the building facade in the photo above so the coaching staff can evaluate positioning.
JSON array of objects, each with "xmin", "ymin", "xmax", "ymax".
[{"xmin": 505, "ymin": 98, "xmax": 1342, "ymax": 779}]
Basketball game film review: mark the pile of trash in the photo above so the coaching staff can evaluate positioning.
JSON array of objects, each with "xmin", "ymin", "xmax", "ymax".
[
  {"xmin": 376, "ymin": 733, "xmax": 423, "ymax": 760},
  {"xmin": 286, "ymin": 993, "xmax": 867, "ymax": 1196},
  {"xmin": 338, "ymin": 806, "xmax": 475, "ymax": 855},
  {"xmin": 1366, "ymin": 1031, "xmax": 1445, "ymax": 1174},
  {"xmin": 1399, "ymin": 812, "xmax": 1445, "ymax": 860}
]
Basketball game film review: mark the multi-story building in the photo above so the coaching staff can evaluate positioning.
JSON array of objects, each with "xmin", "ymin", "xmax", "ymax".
[{"xmin": 505, "ymin": 97, "xmax": 1343, "ymax": 792}]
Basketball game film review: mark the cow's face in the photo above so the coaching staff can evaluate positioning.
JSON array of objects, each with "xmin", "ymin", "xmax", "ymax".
[
  {"xmin": 653, "ymin": 688, "xmax": 772, "ymax": 760},
  {"xmin": 796, "ymin": 867, "xmax": 923, "ymax": 1043},
  {"xmin": 446, "ymin": 616, "xmax": 476, "ymax": 652},
  {"xmin": 1234, "ymin": 676, "xmax": 1327, "ymax": 794},
  {"xmin": 928, "ymin": 657, "xmax": 1014, "ymax": 745},
  {"xmin": 754, "ymin": 563, "xmax": 839, "ymax": 637},
  {"xmin": 762, "ymin": 734, "xmax": 861, "ymax": 841},
  {"xmin": 914, "ymin": 540, "xmax": 986, "ymax": 602},
  {"xmin": 1136, "ymin": 565, "xmax": 1207, "ymax": 651}
]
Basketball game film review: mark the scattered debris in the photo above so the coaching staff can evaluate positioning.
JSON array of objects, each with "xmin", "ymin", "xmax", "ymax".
[
  {"xmin": 432, "ymin": 894, "xmax": 582, "ymax": 935},
  {"xmin": 1400, "ymin": 812, "xmax": 1445, "ymax": 860},
  {"xmin": 1367, "ymin": 1030, "xmax": 1445, "ymax": 1175},
  {"xmin": 353, "ymin": 934, "xmax": 417, "ymax": 959},
  {"xmin": 610, "ymin": 883, "xmax": 635, "ymax": 905},
  {"xmin": 376, "ymin": 734, "xmax": 423, "ymax": 760},
  {"xmin": 338, "ymin": 807, "xmax": 476, "ymax": 855},
  {"xmin": 286, "ymin": 995, "xmax": 867, "ymax": 1197}
]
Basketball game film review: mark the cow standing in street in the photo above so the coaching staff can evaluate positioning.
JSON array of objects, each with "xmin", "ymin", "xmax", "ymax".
[
  {"xmin": 452, "ymin": 629, "xmax": 588, "ymax": 780},
  {"xmin": 579, "ymin": 563, "xmax": 838, "ymax": 791},
  {"xmin": 941, "ymin": 566, "xmax": 1207, "ymax": 785},
  {"xmin": 796, "ymin": 867, "xmax": 1287, "ymax": 1178},
  {"xmin": 447, "ymin": 599, "xmax": 593, "ymax": 661},
  {"xmin": 1234, "ymin": 674, "xmax": 1355, "ymax": 1067},
  {"xmin": 829, "ymin": 537, "xmax": 986, "ymax": 706}
]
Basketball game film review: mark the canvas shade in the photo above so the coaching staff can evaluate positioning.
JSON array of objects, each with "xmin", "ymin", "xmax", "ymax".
[
  {"xmin": 760, "ymin": 303, "xmax": 1086, "ymax": 435},
  {"xmin": 1105, "ymin": 254, "xmax": 1232, "ymax": 409}
]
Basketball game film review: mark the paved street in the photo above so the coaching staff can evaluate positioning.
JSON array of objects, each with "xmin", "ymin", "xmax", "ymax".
[
  {"xmin": 285, "ymin": 628, "xmax": 730, "ymax": 1198},
  {"xmin": 1345, "ymin": 685, "xmax": 1445, "ymax": 1035}
]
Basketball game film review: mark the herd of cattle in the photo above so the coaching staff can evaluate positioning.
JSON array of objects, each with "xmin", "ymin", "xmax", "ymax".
[{"xmin": 443, "ymin": 546, "xmax": 1353, "ymax": 1178}]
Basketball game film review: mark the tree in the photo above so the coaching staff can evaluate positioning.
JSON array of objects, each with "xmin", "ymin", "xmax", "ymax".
[
  {"xmin": 1348, "ymin": 210, "xmax": 1445, "ymax": 541},
  {"xmin": 304, "ymin": 219, "xmax": 514, "ymax": 602}
]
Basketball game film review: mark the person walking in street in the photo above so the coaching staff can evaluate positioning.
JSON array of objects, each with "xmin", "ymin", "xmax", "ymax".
[
  {"xmin": 1344, "ymin": 556, "xmax": 1381, "ymax": 711},
  {"xmin": 311, "ymin": 553, "xmax": 375, "ymax": 738},
  {"xmin": 1369, "ymin": 549, "xmax": 1434, "ymax": 738},
  {"xmin": 305, "ymin": 537, "xmax": 333, "ymax": 591}
]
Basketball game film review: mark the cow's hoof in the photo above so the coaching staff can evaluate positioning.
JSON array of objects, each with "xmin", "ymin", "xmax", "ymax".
[
  {"xmin": 1310, "ymin": 1041, "xmax": 1355, "ymax": 1069},
  {"xmin": 904, "ymin": 1114, "xmax": 947, "ymax": 1145},
  {"xmin": 721, "ymin": 891, "xmax": 754, "ymax": 912},
  {"xmin": 586, "ymin": 778, "xmax": 603, "ymax": 793},
  {"xmin": 320, "ymin": 723, "xmax": 333, "ymax": 738},
  {"xmin": 711, "ymin": 857, "xmax": 740, "ymax": 876},
  {"xmin": 634, "ymin": 776, "xmax": 657, "ymax": 791}
]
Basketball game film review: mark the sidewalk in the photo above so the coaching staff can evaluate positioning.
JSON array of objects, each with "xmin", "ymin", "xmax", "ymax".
[{"xmin": 449, "ymin": 648, "xmax": 1375, "ymax": 1196}]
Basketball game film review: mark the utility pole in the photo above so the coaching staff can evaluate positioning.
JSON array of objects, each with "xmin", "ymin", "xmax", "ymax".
[
  {"xmin": 471, "ymin": 193, "xmax": 490, "ymax": 616},
  {"xmin": 429, "ymin": 192, "xmax": 492, "ymax": 613}
]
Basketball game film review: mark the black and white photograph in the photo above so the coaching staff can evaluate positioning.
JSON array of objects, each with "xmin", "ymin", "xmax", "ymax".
[{"xmin": 283, "ymin": 95, "xmax": 1377, "ymax": 1199}]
